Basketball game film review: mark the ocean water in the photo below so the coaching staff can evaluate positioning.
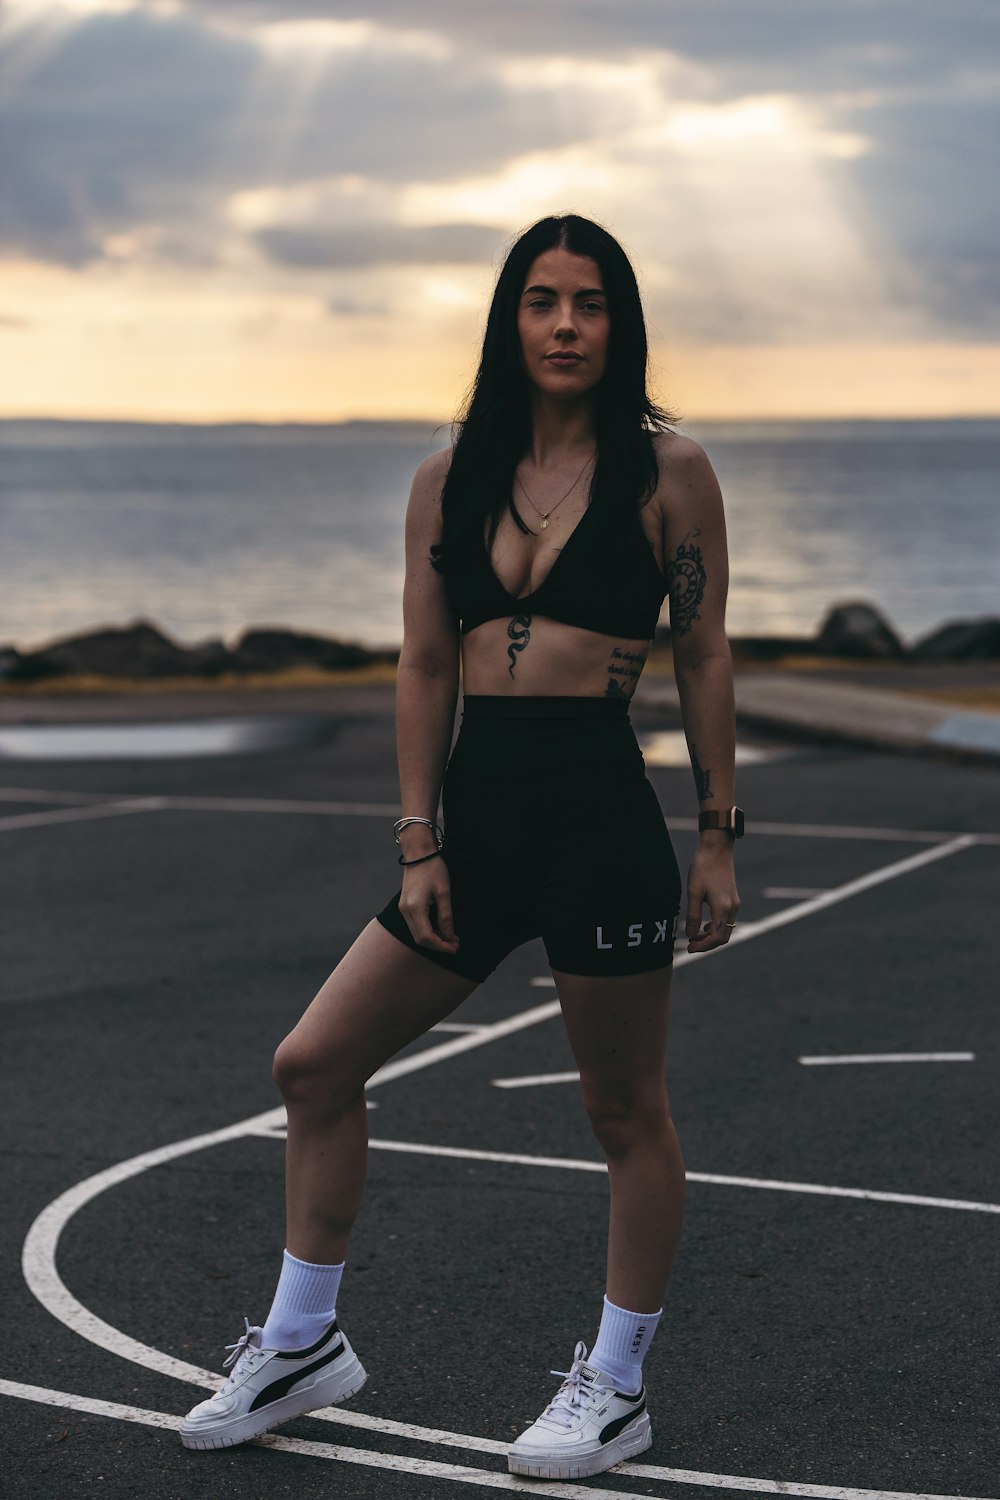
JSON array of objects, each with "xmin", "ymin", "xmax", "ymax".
[{"xmin": 0, "ymin": 418, "xmax": 996, "ymax": 653}]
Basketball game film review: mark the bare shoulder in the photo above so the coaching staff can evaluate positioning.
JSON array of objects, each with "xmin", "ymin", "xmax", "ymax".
[
  {"xmin": 651, "ymin": 430, "xmax": 723, "ymax": 522},
  {"xmin": 409, "ymin": 445, "xmax": 454, "ymax": 507},
  {"xmin": 405, "ymin": 446, "xmax": 455, "ymax": 559},
  {"xmin": 652, "ymin": 430, "xmax": 716, "ymax": 485}
]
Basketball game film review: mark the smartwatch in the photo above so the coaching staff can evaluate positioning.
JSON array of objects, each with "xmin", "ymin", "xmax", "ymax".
[{"xmin": 698, "ymin": 806, "xmax": 745, "ymax": 838}]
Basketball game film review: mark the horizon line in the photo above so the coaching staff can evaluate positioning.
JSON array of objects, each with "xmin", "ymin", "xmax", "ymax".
[{"xmin": 3, "ymin": 411, "xmax": 1000, "ymax": 428}]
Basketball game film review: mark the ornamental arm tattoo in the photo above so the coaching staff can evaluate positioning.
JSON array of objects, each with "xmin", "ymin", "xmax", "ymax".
[{"xmin": 665, "ymin": 530, "xmax": 706, "ymax": 637}]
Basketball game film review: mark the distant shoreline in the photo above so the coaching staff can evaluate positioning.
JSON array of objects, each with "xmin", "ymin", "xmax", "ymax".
[
  {"xmin": 3, "ymin": 413, "xmax": 1000, "ymax": 431},
  {"xmin": 2, "ymin": 607, "xmax": 997, "ymax": 704}
]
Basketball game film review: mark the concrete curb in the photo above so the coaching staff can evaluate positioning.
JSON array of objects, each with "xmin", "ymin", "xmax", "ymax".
[{"xmin": 637, "ymin": 673, "xmax": 1000, "ymax": 766}]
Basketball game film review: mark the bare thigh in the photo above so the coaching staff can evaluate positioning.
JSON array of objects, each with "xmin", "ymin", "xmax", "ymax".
[
  {"xmin": 552, "ymin": 966, "xmax": 674, "ymax": 1103},
  {"xmin": 283, "ymin": 919, "xmax": 480, "ymax": 1084}
]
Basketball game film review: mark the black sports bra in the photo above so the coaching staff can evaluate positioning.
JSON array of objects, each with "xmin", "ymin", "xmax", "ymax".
[{"xmin": 443, "ymin": 501, "xmax": 668, "ymax": 640}]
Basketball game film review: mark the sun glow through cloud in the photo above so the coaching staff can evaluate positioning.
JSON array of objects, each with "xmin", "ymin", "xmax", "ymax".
[{"xmin": 0, "ymin": 0, "xmax": 996, "ymax": 421}]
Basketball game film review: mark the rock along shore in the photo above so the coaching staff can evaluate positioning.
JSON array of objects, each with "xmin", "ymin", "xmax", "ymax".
[{"xmin": 1, "ymin": 602, "xmax": 998, "ymax": 692}]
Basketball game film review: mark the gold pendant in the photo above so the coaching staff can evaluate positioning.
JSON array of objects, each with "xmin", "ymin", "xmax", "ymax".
[{"xmin": 540, "ymin": 516, "xmax": 549, "ymax": 529}]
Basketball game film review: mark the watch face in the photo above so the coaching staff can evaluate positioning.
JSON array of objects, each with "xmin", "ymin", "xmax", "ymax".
[{"xmin": 733, "ymin": 807, "xmax": 745, "ymax": 837}]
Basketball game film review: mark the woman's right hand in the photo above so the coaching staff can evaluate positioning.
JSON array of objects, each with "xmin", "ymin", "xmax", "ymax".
[{"xmin": 399, "ymin": 853, "xmax": 460, "ymax": 955}]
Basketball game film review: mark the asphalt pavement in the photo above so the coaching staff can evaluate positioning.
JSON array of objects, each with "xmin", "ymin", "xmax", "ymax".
[{"xmin": 1, "ymin": 681, "xmax": 998, "ymax": 1500}]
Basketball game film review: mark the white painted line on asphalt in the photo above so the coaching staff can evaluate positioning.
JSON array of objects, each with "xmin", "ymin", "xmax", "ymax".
[
  {"xmin": 0, "ymin": 787, "xmax": 399, "ymax": 822},
  {"xmin": 15, "ymin": 815, "xmax": 990, "ymax": 1491},
  {"xmin": 670, "ymin": 816, "xmax": 997, "ymax": 846},
  {"xmin": 2, "ymin": 1381, "xmax": 992, "ymax": 1500},
  {"xmin": 368, "ymin": 1000, "xmax": 562, "ymax": 1087},
  {"xmin": 22, "ymin": 1106, "xmax": 287, "ymax": 1388},
  {"xmin": 342, "ymin": 1139, "xmax": 996, "ymax": 1215},
  {"xmin": 147, "ymin": 793, "xmax": 402, "ymax": 817},
  {"xmin": 0, "ymin": 785, "xmax": 141, "ymax": 805},
  {"xmin": 2, "ymin": 782, "xmax": 998, "ymax": 843},
  {"xmin": 799, "ymin": 1053, "xmax": 975, "ymax": 1066},
  {"xmin": 0, "ymin": 797, "xmax": 167, "ymax": 833},
  {"xmin": 22, "ymin": 830, "xmax": 980, "ymax": 1392},
  {"xmin": 432, "ymin": 1022, "xmax": 490, "ymax": 1034},
  {"xmin": 764, "ymin": 886, "xmax": 831, "ymax": 899},
  {"xmin": 20, "ymin": 1000, "xmax": 569, "ymax": 1392},
  {"xmin": 492, "ymin": 1071, "xmax": 580, "ymax": 1089},
  {"xmin": 712, "ymin": 836, "xmax": 977, "ymax": 959}
]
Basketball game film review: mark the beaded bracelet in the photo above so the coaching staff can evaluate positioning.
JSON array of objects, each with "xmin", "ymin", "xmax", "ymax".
[{"xmin": 398, "ymin": 849, "xmax": 444, "ymax": 867}]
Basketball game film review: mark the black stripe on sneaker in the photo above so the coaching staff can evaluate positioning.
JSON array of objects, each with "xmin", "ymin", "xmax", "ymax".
[
  {"xmin": 600, "ymin": 1394, "xmax": 646, "ymax": 1446},
  {"xmin": 248, "ymin": 1342, "xmax": 345, "ymax": 1412},
  {"xmin": 273, "ymin": 1320, "xmax": 339, "ymax": 1361}
]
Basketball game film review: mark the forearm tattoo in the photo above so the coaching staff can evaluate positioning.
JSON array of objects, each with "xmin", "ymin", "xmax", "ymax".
[
  {"xmin": 605, "ymin": 645, "xmax": 645, "ymax": 700},
  {"xmin": 689, "ymin": 740, "xmax": 714, "ymax": 801},
  {"xmin": 666, "ymin": 529, "xmax": 706, "ymax": 637},
  {"xmin": 506, "ymin": 613, "xmax": 531, "ymax": 676}
]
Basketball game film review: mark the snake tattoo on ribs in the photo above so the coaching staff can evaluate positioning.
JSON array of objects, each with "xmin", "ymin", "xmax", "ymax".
[{"xmin": 506, "ymin": 613, "xmax": 532, "ymax": 676}]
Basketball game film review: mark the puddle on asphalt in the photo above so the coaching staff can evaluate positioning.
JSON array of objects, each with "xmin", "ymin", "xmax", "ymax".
[
  {"xmin": 1, "ymin": 719, "xmax": 792, "ymax": 765},
  {"xmin": 638, "ymin": 730, "xmax": 791, "ymax": 767},
  {"xmin": 0, "ymin": 715, "xmax": 334, "ymax": 761}
]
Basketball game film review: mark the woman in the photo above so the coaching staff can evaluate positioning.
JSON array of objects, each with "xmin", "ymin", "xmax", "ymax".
[{"xmin": 180, "ymin": 214, "xmax": 741, "ymax": 1480}]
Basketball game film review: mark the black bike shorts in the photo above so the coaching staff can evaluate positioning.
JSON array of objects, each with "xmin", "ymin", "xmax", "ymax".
[{"xmin": 376, "ymin": 695, "xmax": 682, "ymax": 984}]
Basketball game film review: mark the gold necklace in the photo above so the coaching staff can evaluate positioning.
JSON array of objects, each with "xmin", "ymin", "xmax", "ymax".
[{"xmin": 515, "ymin": 451, "xmax": 596, "ymax": 530}]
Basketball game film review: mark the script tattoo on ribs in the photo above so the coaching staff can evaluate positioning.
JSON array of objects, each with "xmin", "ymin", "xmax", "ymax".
[
  {"xmin": 605, "ymin": 645, "xmax": 645, "ymax": 700},
  {"xmin": 665, "ymin": 530, "xmax": 706, "ymax": 637},
  {"xmin": 506, "ymin": 613, "xmax": 531, "ymax": 676}
]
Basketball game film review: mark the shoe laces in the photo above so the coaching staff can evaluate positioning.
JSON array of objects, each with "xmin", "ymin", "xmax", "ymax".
[
  {"xmin": 542, "ymin": 1341, "xmax": 613, "ymax": 1429},
  {"xmin": 216, "ymin": 1317, "xmax": 264, "ymax": 1394}
]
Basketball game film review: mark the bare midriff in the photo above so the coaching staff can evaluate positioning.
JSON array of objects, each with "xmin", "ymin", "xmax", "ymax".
[{"xmin": 460, "ymin": 616, "xmax": 651, "ymax": 699}]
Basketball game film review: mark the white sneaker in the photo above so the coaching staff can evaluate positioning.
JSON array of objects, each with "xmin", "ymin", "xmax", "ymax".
[
  {"xmin": 179, "ymin": 1316, "xmax": 366, "ymax": 1450},
  {"xmin": 507, "ymin": 1340, "xmax": 651, "ymax": 1480}
]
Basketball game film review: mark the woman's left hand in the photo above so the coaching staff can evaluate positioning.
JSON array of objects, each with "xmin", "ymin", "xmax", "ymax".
[{"xmin": 685, "ymin": 841, "xmax": 741, "ymax": 953}]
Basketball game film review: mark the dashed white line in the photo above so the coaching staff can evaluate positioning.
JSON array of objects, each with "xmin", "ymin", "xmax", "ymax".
[
  {"xmin": 492, "ymin": 1070, "xmax": 580, "ymax": 1089},
  {"xmin": 799, "ymin": 1052, "xmax": 975, "ymax": 1066},
  {"xmin": 764, "ymin": 886, "xmax": 831, "ymax": 899}
]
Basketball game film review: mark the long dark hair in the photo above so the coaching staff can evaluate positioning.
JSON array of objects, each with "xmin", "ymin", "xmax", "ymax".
[{"xmin": 430, "ymin": 213, "xmax": 675, "ymax": 574}]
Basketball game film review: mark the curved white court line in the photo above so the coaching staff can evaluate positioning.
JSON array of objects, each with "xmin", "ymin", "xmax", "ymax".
[
  {"xmin": 20, "ymin": 1102, "xmax": 1000, "ymax": 1500},
  {"xmin": 17, "ymin": 834, "xmax": 991, "ymax": 1496},
  {"xmin": 2, "ymin": 1381, "xmax": 993, "ymax": 1500}
]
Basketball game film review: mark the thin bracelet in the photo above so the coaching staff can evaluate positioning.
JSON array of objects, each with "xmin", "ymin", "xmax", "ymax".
[
  {"xmin": 393, "ymin": 815, "xmax": 444, "ymax": 848},
  {"xmin": 398, "ymin": 849, "xmax": 444, "ymax": 867}
]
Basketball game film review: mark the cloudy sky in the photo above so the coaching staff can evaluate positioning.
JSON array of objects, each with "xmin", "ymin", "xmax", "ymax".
[{"xmin": 1, "ymin": 0, "xmax": 997, "ymax": 421}]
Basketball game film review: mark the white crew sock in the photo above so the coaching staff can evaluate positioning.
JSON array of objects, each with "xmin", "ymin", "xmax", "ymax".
[
  {"xmin": 589, "ymin": 1294, "xmax": 662, "ymax": 1395},
  {"xmin": 260, "ymin": 1250, "xmax": 344, "ymax": 1351}
]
